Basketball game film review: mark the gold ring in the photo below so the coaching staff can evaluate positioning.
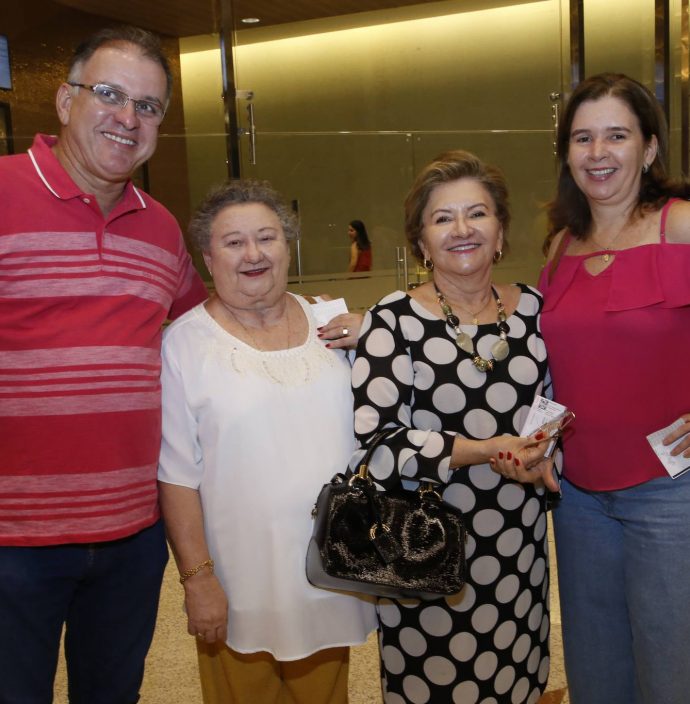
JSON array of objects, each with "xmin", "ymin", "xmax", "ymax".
[
  {"xmin": 342, "ymin": 327, "xmax": 349, "ymax": 337},
  {"xmin": 196, "ymin": 633, "xmax": 204, "ymax": 639}
]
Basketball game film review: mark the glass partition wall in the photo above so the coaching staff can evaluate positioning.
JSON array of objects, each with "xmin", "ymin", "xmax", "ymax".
[{"xmin": 229, "ymin": 0, "xmax": 567, "ymax": 308}]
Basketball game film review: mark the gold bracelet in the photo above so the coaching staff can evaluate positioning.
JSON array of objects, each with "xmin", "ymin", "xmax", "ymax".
[{"xmin": 179, "ymin": 558, "xmax": 214, "ymax": 584}]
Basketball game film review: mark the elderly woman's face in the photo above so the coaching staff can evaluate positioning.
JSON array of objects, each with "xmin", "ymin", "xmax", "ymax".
[
  {"xmin": 419, "ymin": 178, "xmax": 503, "ymax": 278},
  {"xmin": 202, "ymin": 203, "xmax": 290, "ymax": 307}
]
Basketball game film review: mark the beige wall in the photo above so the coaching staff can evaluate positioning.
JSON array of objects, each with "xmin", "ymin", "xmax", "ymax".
[
  {"xmin": 178, "ymin": 36, "xmax": 227, "ymax": 215},
  {"xmin": 228, "ymin": 0, "xmax": 564, "ymax": 290},
  {"xmin": 235, "ymin": 1, "xmax": 559, "ymax": 132},
  {"xmin": 584, "ymin": 0, "xmax": 656, "ymax": 82},
  {"xmin": 668, "ymin": 0, "xmax": 686, "ymax": 177}
]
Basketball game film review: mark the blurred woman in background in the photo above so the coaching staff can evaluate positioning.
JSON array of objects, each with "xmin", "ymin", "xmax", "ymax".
[{"xmin": 347, "ymin": 219, "xmax": 372, "ymax": 272}]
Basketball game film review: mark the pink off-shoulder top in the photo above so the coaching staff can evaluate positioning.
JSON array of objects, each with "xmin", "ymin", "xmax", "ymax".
[{"xmin": 539, "ymin": 198, "xmax": 690, "ymax": 490}]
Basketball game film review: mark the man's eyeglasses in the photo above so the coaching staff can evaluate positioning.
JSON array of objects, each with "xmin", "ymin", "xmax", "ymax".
[{"xmin": 67, "ymin": 82, "xmax": 165, "ymax": 123}]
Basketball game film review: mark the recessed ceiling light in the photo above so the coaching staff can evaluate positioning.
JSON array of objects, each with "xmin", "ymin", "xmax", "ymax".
[{"xmin": 241, "ymin": 17, "xmax": 260, "ymax": 24}]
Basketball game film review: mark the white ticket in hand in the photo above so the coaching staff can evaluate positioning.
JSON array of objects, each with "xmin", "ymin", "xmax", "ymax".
[
  {"xmin": 521, "ymin": 395, "xmax": 571, "ymax": 460},
  {"xmin": 521, "ymin": 395, "xmax": 569, "ymax": 437},
  {"xmin": 309, "ymin": 298, "xmax": 349, "ymax": 327},
  {"xmin": 646, "ymin": 418, "xmax": 690, "ymax": 479}
]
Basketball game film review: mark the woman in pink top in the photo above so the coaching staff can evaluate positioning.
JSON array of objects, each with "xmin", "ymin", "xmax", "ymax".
[{"xmin": 539, "ymin": 73, "xmax": 690, "ymax": 704}]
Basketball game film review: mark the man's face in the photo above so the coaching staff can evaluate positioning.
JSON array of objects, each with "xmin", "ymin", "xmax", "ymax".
[{"xmin": 56, "ymin": 42, "xmax": 168, "ymax": 187}]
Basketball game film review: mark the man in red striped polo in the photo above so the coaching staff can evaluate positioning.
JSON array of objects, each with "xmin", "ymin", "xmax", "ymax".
[{"xmin": 0, "ymin": 25, "xmax": 207, "ymax": 703}]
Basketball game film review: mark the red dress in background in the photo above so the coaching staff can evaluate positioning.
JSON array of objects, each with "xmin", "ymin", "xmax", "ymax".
[{"xmin": 353, "ymin": 246, "xmax": 372, "ymax": 271}]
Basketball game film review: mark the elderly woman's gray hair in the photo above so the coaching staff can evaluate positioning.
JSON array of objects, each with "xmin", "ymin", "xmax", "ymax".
[{"xmin": 188, "ymin": 179, "xmax": 300, "ymax": 252}]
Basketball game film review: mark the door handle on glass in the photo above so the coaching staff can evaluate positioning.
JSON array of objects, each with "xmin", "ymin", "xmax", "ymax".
[
  {"xmin": 395, "ymin": 246, "xmax": 409, "ymax": 292},
  {"xmin": 549, "ymin": 92, "xmax": 561, "ymax": 157},
  {"xmin": 247, "ymin": 102, "xmax": 256, "ymax": 165}
]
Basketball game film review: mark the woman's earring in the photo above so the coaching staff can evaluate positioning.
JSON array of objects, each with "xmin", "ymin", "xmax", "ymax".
[
  {"xmin": 423, "ymin": 258, "xmax": 434, "ymax": 272},
  {"xmin": 642, "ymin": 163, "xmax": 650, "ymax": 174},
  {"xmin": 493, "ymin": 249, "xmax": 503, "ymax": 264}
]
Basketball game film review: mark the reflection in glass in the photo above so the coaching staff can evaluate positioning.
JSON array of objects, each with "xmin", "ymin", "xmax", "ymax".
[
  {"xmin": 231, "ymin": 0, "xmax": 563, "ymax": 288},
  {"xmin": 0, "ymin": 102, "xmax": 13, "ymax": 156}
]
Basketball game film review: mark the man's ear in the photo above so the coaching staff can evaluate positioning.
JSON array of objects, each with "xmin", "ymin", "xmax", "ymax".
[{"xmin": 55, "ymin": 83, "xmax": 74, "ymax": 127}]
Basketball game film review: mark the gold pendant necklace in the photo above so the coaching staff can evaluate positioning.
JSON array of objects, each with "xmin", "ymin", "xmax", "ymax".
[
  {"xmin": 590, "ymin": 236, "xmax": 616, "ymax": 262},
  {"xmin": 223, "ymin": 297, "xmax": 291, "ymax": 351},
  {"xmin": 435, "ymin": 284, "xmax": 510, "ymax": 373},
  {"xmin": 590, "ymin": 218, "xmax": 630, "ymax": 262},
  {"xmin": 450, "ymin": 293, "xmax": 493, "ymax": 325}
]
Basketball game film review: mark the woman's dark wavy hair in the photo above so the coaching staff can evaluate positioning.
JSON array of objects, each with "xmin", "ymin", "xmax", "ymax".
[
  {"xmin": 405, "ymin": 149, "xmax": 510, "ymax": 262},
  {"xmin": 349, "ymin": 220, "xmax": 371, "ymax": 250},
  {"xmin": 545, "ymin": 72, "xmax": 690, "ymax": 251}
]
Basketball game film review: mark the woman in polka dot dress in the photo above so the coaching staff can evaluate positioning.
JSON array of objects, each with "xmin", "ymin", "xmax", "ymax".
[{"xmin": 351, "ymin": 150, "xmax": 559, "ymax": 704}]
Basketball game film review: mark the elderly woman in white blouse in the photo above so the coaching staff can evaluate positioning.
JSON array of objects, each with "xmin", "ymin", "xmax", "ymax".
[{"xmin": 157, "ymin": 179, "xmax": 376, "ymax": 704}]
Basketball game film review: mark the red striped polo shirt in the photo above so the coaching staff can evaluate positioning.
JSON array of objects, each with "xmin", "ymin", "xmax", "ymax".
[{"xmin": 0, "ymin": 134, "xmax": 207, "ymax": 545}]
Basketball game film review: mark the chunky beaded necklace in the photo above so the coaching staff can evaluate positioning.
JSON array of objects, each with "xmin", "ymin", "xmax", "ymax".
[{"xmin": 435, "ymin": 284, "xmax": 510, "ymax": 372}]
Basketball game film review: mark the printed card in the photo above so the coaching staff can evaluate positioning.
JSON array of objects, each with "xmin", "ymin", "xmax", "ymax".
[
  {"xmin": 521, "ymin": 395, "xmax": 569, "ymax": 437},
  {"xmin": 646, "ymin": 418, "xmax": 690, "ymax": 479},
  {"xmin": 309, "ymin": 298, "xmax": 349, "ymax": 327}
]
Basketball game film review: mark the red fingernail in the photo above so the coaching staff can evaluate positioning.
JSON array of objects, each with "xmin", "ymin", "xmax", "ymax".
[
  {"xmin": 535, "ymin": 432, "xmax": 545, "ymax": 441},
  {"xmin": 317, "ymin": 333, "xmax": 324, "ymax": 338},
  {"xmin": 514, "ymin": 458, "xmax": 521, "ymax": 467},
  {"xmin": 317, "ymin": 326, "xmax": 324, "ymax": 331},
  {"xmin": 498, "ymin": 452, "xmax": 504, "ymax": 460},
  {"xmin": 507, "ymin": 452, "xmax": 512, "ymax": 460},
  {"xmin": 325, "ymin": 343, "xmax": 332, "ymax": 348}
]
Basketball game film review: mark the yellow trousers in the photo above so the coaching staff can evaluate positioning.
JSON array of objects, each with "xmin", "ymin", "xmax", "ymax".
[{"xmin": 196, "ymin": 641, "xmax": 350, "ymax": 704}]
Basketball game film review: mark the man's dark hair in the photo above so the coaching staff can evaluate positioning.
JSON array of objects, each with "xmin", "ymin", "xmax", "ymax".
[{"xmin": 68, "ymin": 26, "xmax": 172, "ymax": 103}]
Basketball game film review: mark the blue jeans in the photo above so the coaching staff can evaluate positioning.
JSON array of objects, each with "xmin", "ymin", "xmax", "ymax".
[
  {"xmin": 0, "ymin": 520, "xmax": 168, "ymax": 704},
  {"xmin": 553, "ymin": 475, "xmax": 690, "ymax": 704}
]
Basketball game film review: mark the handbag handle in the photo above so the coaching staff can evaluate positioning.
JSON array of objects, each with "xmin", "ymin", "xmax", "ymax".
[
  {"xmin": 350, "ymin": 430, "xmax": 390, "ymax": 485},
  {"xmin": 350, "ymin": 430, "xmax": 442, "ymax": 501}
]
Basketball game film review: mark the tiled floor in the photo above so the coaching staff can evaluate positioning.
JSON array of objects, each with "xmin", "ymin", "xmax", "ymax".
[{"xmin": 54, "ymin": 517, "xmax": 569, "ymax": 703}]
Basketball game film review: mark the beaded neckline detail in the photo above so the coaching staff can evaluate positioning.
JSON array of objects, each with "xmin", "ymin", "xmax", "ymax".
[
  {"xmin": 434, "ymin": 284, "xmax": 510, "ymax": 372},
  {"xmin": 198, "ymin": 299, "xmax": 336, "ymax": 387}
]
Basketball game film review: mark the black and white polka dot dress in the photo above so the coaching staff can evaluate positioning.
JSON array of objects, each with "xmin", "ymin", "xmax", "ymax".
[{"xmin": 351, "ymin": 285, "xmax": 551, "ymax": 704}]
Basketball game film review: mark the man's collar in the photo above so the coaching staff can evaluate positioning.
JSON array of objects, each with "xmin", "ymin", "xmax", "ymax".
[{"xmin": 27, "ymin": 133, "xmax": 147, "ymax": 215}]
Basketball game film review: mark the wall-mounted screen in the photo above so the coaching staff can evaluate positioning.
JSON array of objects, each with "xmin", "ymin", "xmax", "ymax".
[{"xmin": 0, "ymin": 35, "xmax": 12, "ymax": 90}]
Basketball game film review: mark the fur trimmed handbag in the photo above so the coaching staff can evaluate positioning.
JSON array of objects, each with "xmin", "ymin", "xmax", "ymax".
[{"xmin": 306, "ymin": 432, "xmax": 467, "ymax": 600}]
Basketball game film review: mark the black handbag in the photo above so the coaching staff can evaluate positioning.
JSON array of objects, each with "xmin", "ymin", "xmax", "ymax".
[{"xmin": 306, "ymin": 431, "xmax": 467, "ymax": 600}]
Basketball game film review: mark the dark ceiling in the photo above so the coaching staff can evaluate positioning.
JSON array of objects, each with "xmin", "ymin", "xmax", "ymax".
[{"xmin": 53, "ymin": 0, "xmax": 431, "ymax": 37}]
